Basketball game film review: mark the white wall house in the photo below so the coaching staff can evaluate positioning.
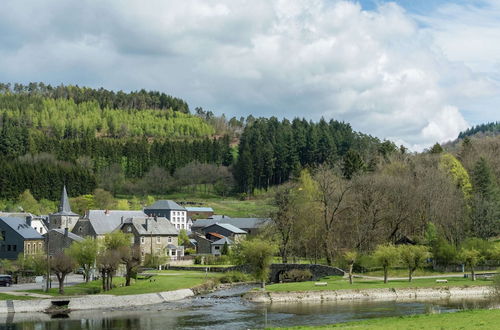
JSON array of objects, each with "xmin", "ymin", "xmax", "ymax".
[{"xmin": 144, "ymin": 200, "xmax": 191, "ymax": 231}]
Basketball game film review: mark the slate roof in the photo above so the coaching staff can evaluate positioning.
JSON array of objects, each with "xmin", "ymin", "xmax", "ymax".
[
  {"xmin": 211, "ymin": 237, "xmax": 233, "ymax": 245},
  {"xmin": 192, "ymin": 217, "xmax": 270, "ymax": 230},
  {"xmin": 86, "ymin": 210, "xmax": 147, "ymax": 235},
  {"xmin": 47, "ymin": 229, "xmax": 84, "ymax": 242},
  {"xmin": 144, "ymin": 200, "xmax": 186, "ymax": 211},
  {"xmin": 51, "ymin": 186, "xmax": 78, "ymax": 216},
  {"xmin": 0, "ymin": 217, "xmax": 44, "ymax": 239},
  {"xmin": 185, "ymin": 207, "xmax": 214, "ymax": 212},
  {"xmin": 204, "ymin": 223, "xmax": 247, "ymax": 234},
  {"xmin": 123, "ymin": 217, "xmax": 178, "ymax": 235}
]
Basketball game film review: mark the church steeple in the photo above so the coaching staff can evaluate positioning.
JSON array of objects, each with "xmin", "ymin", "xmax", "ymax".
[{"xmin": 59, "ymin": 185, "xmax": 72, "ymax": 213}]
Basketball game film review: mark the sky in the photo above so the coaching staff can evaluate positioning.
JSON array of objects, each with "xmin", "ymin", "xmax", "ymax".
[{"xmin": 0, "ymin": 0, "xmax": 499, "ymax": 150}]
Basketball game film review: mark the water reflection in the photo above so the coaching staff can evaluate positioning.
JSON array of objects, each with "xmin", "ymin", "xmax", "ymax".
[{"xmin": 0, "ymin": 285, "xmax": 497, "ymax": 330}]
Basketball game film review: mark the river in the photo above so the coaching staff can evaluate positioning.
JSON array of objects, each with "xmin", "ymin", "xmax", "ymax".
[{"xmin": 0, "ymin": 285, "xmax": 497, "ymax": 329}]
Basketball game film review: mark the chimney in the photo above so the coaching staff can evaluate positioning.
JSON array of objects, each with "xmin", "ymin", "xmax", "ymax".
[
  {"xmin": 121, "ymin": 216, "xmax": 124, "ymax": 224},
  {"xmin": 222, "ymin": 215, "xmax": 225, "ymax": 218},
  {"xmin": 104, "ymin": 209, "xmax": 110, "ymax": 215},
  {"xmin": 64, "ymin": 228, "xmax": 68, "ymax": 237},
  {"xmin": 145, "ymin": 218, "xmax": 149, "ymax": 231},
  {"xmin": 26, "ymin": 215, "xmax": 32, "ymax": 226}
]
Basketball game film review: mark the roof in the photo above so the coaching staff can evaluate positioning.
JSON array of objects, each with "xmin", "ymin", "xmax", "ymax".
[
  {"xmin": 193, "ymin": 218, "xmax": 270, "ymax": 230},
  {"xmin": 52, "ymin": 186, "xmax": 78, "ymax": 216},
  {"xmin": 207, "ymin": 232, "xmax": 225, "ymax": 239},
  {"xmin": 211, "ymin": 237, "xmax": 233, "ymax": 245},
  {"xmin": 122, "ymin": 217, "xmax": 178, "ymax": 235},
  {"xmin": 47, "ymin": 229, "xmax": 84, "ymax": 241},
  {"xmin": 185, "ymin": 207, "xmax": 214, "ymax": 212},
  {"xmin": 144, "ymin": 200, "xmax": 186, "ymax": 211},
  {"xmin": 86, "ymin": 210, "xmax": 147, "ymax": 235},
  {"xmin": 0, "ymin": 217, "xmax": 44, "ymax": 239}
]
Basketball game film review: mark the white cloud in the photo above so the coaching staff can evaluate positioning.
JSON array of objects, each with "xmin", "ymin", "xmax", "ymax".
[{"xmin": 0, "ymin": 0, "xmax": 497, "ymax": 150}]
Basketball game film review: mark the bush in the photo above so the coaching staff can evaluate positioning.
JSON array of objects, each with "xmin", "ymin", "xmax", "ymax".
[
  {"xmin": 219, "ymin": 271, "xmax": 251, "ymax": 284},
  {"xmin": 194, "ymin": 255, "xmax": 204, "ymax": 264},
  {"xmin": 280, "ymin": 269, "xmax": 313, "ymax": 282}
]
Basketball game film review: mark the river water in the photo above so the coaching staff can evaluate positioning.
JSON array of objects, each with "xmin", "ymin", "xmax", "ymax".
[{"xmin": 0, "ymin": 285, "xmax": 497, "ymax": 329}]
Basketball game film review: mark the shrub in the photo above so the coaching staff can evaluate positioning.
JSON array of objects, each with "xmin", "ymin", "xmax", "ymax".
[
  {"xmin": 280, "ymin": 269, "xmax": 313, "ymax": 282},
  {"xmin": 194, "ymin": 255, "xmax": 203, "ymax": 265},
  {"xmin": 219, "ymin": 271, "xmax": 251, "ymax": 284}
]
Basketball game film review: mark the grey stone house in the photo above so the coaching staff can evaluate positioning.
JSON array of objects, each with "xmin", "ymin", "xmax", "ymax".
[
  {"xmin": 49, "ymin": 186, "xmax": 80, "ymax": 231},
  {"xmin": 0, "ymin": 216, "xmax": 45, "ymax": 260},
  {"xmin": 202, "ymin": 223, "xmax": 247, "ymax": 242},
  {"xmin": 72, "ymin": 210, "xmax": 147, "ymax": 238},
  {"xmin": 44, "ymin": 228, "xmax": 84, "ymax": 256},
  {"xmin": 191, "ymin": 216, "xmax": 270, "ymax": 235}
]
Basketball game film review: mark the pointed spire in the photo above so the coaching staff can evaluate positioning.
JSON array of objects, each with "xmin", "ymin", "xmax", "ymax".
[{"xmin": 59, "ymin": 185, "xmax": 72, "ymax": 213}]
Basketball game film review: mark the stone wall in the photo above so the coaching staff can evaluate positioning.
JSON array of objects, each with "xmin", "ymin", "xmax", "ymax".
[{"xmin": 270, "ymin": 264, "xmax": 345, "ymax": 282}]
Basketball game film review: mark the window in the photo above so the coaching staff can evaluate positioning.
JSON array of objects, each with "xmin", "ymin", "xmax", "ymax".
[
  {"xmin": 13, "ymin": 245, "xmax": 16, "ymax": 252},
  {"xmin": 127, "ymin": 226, "xmax": 132, "ymax": 232},
  {"xmin": 156, "ymin": 236, "xmax": 161, "ymax": 244},
  {"xmin": 78, "ymin": 227, "xmax": 82, "ymax": 232},
  {"xmin": 215, "ymin": 246, "xmax": 220, "ymax": 250},
  {"xmin": 26, "ymin": 243, "xmax": 31, "ymax": 254},
  {"xmin": 1, "ymin": 231, "xmax": 5, "ymax": 241},
  {"xmin": 39, "ymin": 228, "xmax": 43, "ymax": 233},
  {"xmin": 168, "ymin": 237, "xmax": 172, "ymax": 243},
  {"xmin": 181, "ymin": 224, "xmax": 185, "ymax": 229},
  {"xmin": 39, "ymin": 243, "xmax": 42, "ymax": 251},
  {"xmin": 171, "ymin": 249, "xmax": 176, "ymax": 256},
  {"xmin": 141, "ymin": 237, "xmax": 145, "ymax": 244},
  {"xmin": 33, "ymin": 244, "xmax": 37, "ymax": 253},
  {"xmin": 7, "ymin": 245, "xmax": 11, "ymax": 251}
]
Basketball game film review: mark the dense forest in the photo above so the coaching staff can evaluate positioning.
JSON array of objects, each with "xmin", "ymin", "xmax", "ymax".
[
  {"xmin": 0, "ymin": 83, "xmax": 389, "ymax": 201},
  {"xmin": 458, "ymin": 122, "xmax": 500, "ymax": 139}
]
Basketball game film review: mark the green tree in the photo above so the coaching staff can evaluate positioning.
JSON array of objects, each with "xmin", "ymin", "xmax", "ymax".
[
  {"xmin": 17, "ymin": 189, "xmax": 40, "ymax": 214},
  {"xmin": 373, "ymin": 244, "xmax": 400, "ymax": 284},
  {"xmin": 458, "ymin": 248, "xmax": 482, "ymax": 281},
  {"xmin": 399, "ymin": 245, "xmax": 430, "ymax": 282},
  {"xmin": 67, "ymin": 238, "xmax": 99, "ymax": 283},
  {"xmin": 221, "ymin": 242, "xmax": 229, "ymax": 256},
  {"xmin": 439, "ymin": 153, "xmax": 473, "ymax": 199},
  {"xmin": 342, "ymin": 150, "xmax": 365, "ymax": 179},
  {"xmin": 237, "ymin": 239, "xmax": 276, "ymax": 289},
  {"xmin": 93, "ymin": 189, "xmax": 116, "ymax": 210},
  {"xmin": 51, "ymin": 252, "xmax": 77, "ymax": 294},
  {"xmin": 429, "ymin": 143, "xmax": 444, "ymax": 154},
  {"xmin": 178, "ymin": 229, "xmax": 190, "ymax": 247}
]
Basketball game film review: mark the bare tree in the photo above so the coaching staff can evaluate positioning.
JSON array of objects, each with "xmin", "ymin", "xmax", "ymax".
[
  {"xmin": 51, "ymin": 252, "xmax": 76, "ymax": 294},
  {"xmin": 119, "ymin": 245, "xmax": 142, "ymax": 286}
]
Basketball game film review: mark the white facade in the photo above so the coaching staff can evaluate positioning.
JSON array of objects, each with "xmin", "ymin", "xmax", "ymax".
[
  {"xmin": 31, "ymin": 218, "xmax": 48, "ymax": 235},
  {"xmin": 169, "ymin": 210, "xmax": 190, "ymax": 231}
]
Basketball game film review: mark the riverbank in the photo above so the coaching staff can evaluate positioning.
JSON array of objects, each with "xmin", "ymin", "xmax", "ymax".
[
  {"xmin": 244, "ymin": 285, "xmax": 494, "ymax": 303},
  {"xmin": 269, "ymin": 308, "xmax": 500, "ymax": 329}
]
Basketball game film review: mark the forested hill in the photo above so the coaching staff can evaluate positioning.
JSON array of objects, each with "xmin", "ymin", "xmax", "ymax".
[
  {"xmin": 458, "ymin": 122, "xmax": 500, "ymax": 139},
  {"xmin": 0, "ymin": 82, "xmax": 393, "ymax": 201}
]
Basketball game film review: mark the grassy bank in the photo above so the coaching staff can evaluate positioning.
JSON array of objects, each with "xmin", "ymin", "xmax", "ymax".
[
  {"xmin": 270, "ymin": 309, "xmax": 500, "ymax": 329},
  {"xmin": 265, "ymin": 276, "xmax": 492, "ymax": 292},
  {"xmin": 26, "ymin": 270, "xmax": 222, "ymax": 297},
  {"xmin": 0, "ymin": 293, "xmax": 37, "ymax": 301}
]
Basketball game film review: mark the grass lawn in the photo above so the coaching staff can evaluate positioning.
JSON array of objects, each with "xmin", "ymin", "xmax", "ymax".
[
  {"xmin": 152, "ymin": 264, "xmax": 234, "ymax": 269},
  {"xmin": 358, "ymin": 269, "xmax": 461, "ymax": 278},
  {"xmin": 26, "ymin": 271, "xmax": 222, "ymax": 297},
  {"xmin": 0, "ymin": 293, "xmax": 37, "ymax": 300},
  {"xmin": 271, "ymin": 309, "xmax": 500, "ymax": 329},
  {"xmin": 264, "ymin": 276, "xmax": 493, "ymax": 292}
]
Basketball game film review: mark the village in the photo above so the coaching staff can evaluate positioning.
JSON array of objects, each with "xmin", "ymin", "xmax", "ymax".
[{"xmin": 0, "ymin": 186, "xmax": 271, "ymax": 283}]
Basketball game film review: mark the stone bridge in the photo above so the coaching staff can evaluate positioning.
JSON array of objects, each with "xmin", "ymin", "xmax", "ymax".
[{"xmin": 269, "ymin": 264, "xmax": 345, "ymax": 283}]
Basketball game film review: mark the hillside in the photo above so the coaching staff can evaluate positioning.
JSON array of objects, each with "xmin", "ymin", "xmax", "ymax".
[
  {"xmin": 458, "ymin": 122, "xmax": 500, "ymax": 139},
  {"xmin": 0, "ymin": 82, "xmax": 393, "ymax": 202}
]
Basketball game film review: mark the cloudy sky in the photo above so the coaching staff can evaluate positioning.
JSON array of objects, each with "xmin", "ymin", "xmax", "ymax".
[{"xmin": 1, "ymin": 0, "xmax": 499, "ymax": 149}]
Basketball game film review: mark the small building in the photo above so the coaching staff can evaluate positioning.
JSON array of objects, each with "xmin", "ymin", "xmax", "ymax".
[
  {"xmin": 191, "ymin": 216, "xmax": 270, "ymax": 235},
  {"xmin": 185, "ymin": 206, "xmax": 214, "ymax": 220},
  {"xmin": 201, "ymin": 223, "xmax": 247, "ymax": 242},
  {"xmin": 72, "ymin": 210, "xmax": 147, "ymax": 238},
  {"xmin": 49, "ymin": 186, "xmax": 80, "ymax": 231},
  {"xmin": 117, "ymin": 216, "xmax": 184, "ymax": 261},
  {"xmin": 144, "ymin": 200, "xmax": 190, "ymax": 231},
  {"xmin": 0, "ymin": 216, "xmax": 45, "ymax": 260},
  {"xmin": 44, "ymin": 228, "xmax": 84, "ymax": 256},
  {"xmin": 211, "ymin": 237, "xmax": 232, "ymax": 256}
]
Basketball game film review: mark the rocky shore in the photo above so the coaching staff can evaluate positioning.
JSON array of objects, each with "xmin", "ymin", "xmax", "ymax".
[{"xmin": 244, "ymin": 286, "xmax": 494, "ymax": 303}]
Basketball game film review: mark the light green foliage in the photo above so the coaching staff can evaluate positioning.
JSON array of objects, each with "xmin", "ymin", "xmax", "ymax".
[
  {"xmin": 67, "ymin": 238, "xmax": 99, "ymax": 282},
  {"xmin": 237, "ymin": 238, "xmax": 276, "ymax": 289},
  {"xmin": 431, "ymin": 237, "xmax": 458, "ymax": 266},
  {"xmin": 458, "ymin": 248, "xmax": 482, "ymax": 281},
  {"xmin": 93, "ymin": 189, "xmax": 116, "ymax": 210},
  {"xmin": 70, "ymin": 195, "xmax": 95, "ymax": 215},
  {"xmin": 0, "ymin": 259, "xmax": 17, "ymax": 273},
  {"xmin": 103, "ymin": 231, "xmax": 132, "ymax": 251},
  {"xmin": 373, "ymin": 244, "xmax": 400, "ymax": 283},
  {"xmin": 439, "ymin": 153, "xmax": 473, "ymax": 198},
  {"xmin": 17, "ymin": 189, "xmax": 40, "ymax": 214},
  {"xmin": 16, "ymin": 254, "xmax": 46, "ymax": 275},
  {"xmin": 115, "ymin": 199, "xmax": 130, "ymax": 210},
  {"xmin": 178, "ymin": 229, "xmax": 190, "ymax": 247},
  {"xmin": 398, "ymin": 245, "xmax": 430, "ymax": 282}
]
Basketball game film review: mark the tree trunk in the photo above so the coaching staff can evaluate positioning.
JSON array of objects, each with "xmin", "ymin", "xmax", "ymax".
[
  {"xmin": 471, "ymin": 267, "xmax": 476, "ymax": 281},
  {"xmin": 408, "ymin": 268, "xmax": 413, "ymax": 282},
  {"xmin": 348, "ymin": 264, "xmax": 353, "ymax": 284},
  {"xmin": 56, "ymin": 273, "xmax": 65, "ymax": 295},
  {"xmin": 125, "ymin": 267, "xmax": 131, "ymax": 286},
  {"xmin": 383, "ymin": 267, "xmax": 388, "ymax": 284},
  {"xmin": 261, "ymin": 280, "xmax": 266, "ymax": 290},
  {"xmin": 101, "ymin": 270, "xmax": 106, "ymax": 291}
]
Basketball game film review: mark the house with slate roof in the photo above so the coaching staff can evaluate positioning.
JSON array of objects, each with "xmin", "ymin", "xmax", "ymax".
[
  {"xmin": 116, "ymin": 216, "xmax": 183, "ymax": 261},
  {"xmin": 72, "ymin": 210, "xmax": 147, "ymax": 238},
  {"xmin": 44, "ymin": 228, "xmax": 84, "ymax": 256},
  {"xmin": 202, "ymin": 223, "xmax": 247, "ymax": 242},
  {"xmin": 192, "ymin": 216, "xmax": 271, "ymax": 235},
  {"xmin": 211, "ymin": 237, "xmax": 232, "ymax": 256},
  {"xmin": 0, "ymin": 212, "xmax": 49, "ymax": 235},
  {"xmin": 185, "ymin": 206, "xmax": 214, "ymax": 220},
  {"xmin": 0, "ymin": 216, "xmax": 45, "ymax": 260},
  {"xmin": 49, "ymin": 186, "xmax": 80, "ymax": 231},
  {"xmin": 144, "ymin": 200, "xmax": 191, "ymax": 231}
]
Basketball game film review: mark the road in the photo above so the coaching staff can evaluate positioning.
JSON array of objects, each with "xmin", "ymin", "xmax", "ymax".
[{"xmin": 0, "ymin": 273, "xmax": 85, "ymax": 292}]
